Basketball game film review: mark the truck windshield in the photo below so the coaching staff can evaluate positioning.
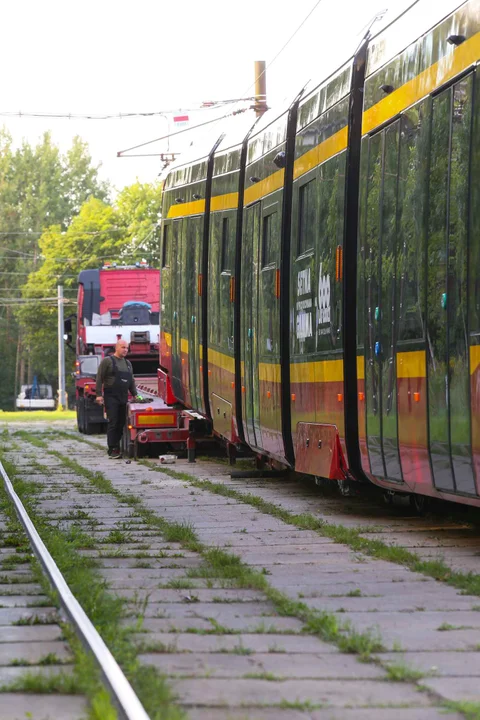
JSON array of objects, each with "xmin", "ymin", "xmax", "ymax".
[{"xmin": 79, "ymin": 356, "xmax": 99, "ymax": 376}]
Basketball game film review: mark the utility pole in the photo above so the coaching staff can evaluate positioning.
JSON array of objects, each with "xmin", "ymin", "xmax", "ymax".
[
  {"xmin": 57, "ymin": 285, "xmax": 67, "ymax": 410},
  {"xmin": 254, "ymin": 61, "xmax": 267, "ymax": 117}
]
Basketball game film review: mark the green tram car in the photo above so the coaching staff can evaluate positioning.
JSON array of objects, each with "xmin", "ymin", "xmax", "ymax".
[{"xmin": 159, "ymin": 0, "xmax": 480, "ymax": 509}]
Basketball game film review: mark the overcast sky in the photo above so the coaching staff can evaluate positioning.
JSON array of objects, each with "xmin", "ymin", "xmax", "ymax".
[{"xmin": 0, "ymin": 0, "xmax": 412, "ymax": 191}]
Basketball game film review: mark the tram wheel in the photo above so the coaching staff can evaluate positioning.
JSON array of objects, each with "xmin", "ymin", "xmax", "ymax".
[
  {"xmin": 409, "ymin": 493, "xmax": 429, "ymax": 516},
  {"xmin": 383, "ymin": 490, "xmax": 395, "ymax": 505}
]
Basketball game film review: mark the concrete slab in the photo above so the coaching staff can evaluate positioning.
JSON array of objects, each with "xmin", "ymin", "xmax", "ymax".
[
  {"xmin": 0, "ymin": 641, "xmax": 73, "ymax": 665},
  {"xmin": 0, "ymin": 693, "xmax": 88, "ymax": 720},
  {"xmin": 422, "ymin": 676, "xmax": 480, "ymax": 702},
  {"xmin": 379, "ymin": 651, "xmax": 480, "ymax": 676},
  {"xmin": 172, "ymin": 678, "xmax": 433, "ymax": 707}
]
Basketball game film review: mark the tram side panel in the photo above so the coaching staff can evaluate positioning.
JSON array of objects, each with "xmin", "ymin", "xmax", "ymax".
[
  {"xmin": 356, "ymin": 0, "xmax": 480, "ymax": 503},
  {"xmin": 207, "ymin": 148, "xmax": 242, "ymax": 442},
  {"xmin": 241, "ymin": 113, "xmax": 289, "ymax": 462},
  {"xmin": 289, "ymin": 65, "xmax": 352, "ymax": 480},
  {"xmin": 160, "ymin": 160, "xmax": 209, "ymax": 414}
]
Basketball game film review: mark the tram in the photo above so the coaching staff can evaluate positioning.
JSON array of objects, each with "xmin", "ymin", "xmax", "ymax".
[{"xmin": 159, "ymin": 0, "xmax": 480, "ymax": 508}]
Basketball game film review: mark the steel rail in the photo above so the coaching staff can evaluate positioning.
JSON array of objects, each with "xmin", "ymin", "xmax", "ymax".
[{"xmin": 0, "ymin": 459, "xmax": 151, "ymax": 720}]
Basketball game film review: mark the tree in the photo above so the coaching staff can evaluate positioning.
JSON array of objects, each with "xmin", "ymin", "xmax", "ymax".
[
  {"xmin": 13, "ymin": 181, "xmax": 163, "ymax": 402},
  {"xmin": 16, "ymin": 198, "xmax": 123, "ymax": 393},
  {"xmin": 116, "ymin": 181, "xmax": 162, "ymax": 264},
  {"xmin": 0, "ymin": 130, "xmax": 109, "ymax": 409}
]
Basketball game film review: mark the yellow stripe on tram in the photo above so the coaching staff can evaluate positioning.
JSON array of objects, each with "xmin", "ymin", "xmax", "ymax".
[{"xmin": 164, "ymin": 31, "xmax": 480, "ymax": 217}]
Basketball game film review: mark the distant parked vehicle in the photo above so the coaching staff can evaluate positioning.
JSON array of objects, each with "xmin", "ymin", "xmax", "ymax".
[{"xmin": 16, "ymin": 382, "xmax": 55, "ymax": 411}]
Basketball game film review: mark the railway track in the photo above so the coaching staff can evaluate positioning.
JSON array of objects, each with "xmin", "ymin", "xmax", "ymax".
[
  {"xmin": 1, "ymin": 420, "xmax": 480, "ymax": 719},
  {"xmin": 0, "ymin": 457, "xmax": 150, "ymax": 720}
]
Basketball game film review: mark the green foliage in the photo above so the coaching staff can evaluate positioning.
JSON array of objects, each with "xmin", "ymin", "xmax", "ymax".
[
  {"xmin": 0, "ymin": 131, "xmax": 109, "ymax": 409},
  {"xmin": 0, "ymin": 127, "xmax": 162, "ymax": 409}
]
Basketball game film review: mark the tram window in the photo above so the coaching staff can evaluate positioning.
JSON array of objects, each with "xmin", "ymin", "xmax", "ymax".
[
  {"xmin": 262, "ymin": 212, "xmax": 276, "ymax": 267},
  {"xmin": 162, "ymin": 225, "xmax": 170, "ymax": 268},
  {"xmin": 470, "ymin": 72, "xmax": 480, "ymax": 336},
  {"xmin": 298, "ymin": 179, "xmax": 315, "ymax": 256},
  {"xmin": 397, "ymin": 102, "xmax": 429, "ymax": 342},
  {"xmin": 316, "ymin": 153, "xmax": 345, "ymax": 352},
  {"xmin": 221, "ymin": 217, "xmax": 229, "ymax": 272}
]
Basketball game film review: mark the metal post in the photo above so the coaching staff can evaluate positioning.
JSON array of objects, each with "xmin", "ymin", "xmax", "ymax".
[
  {"xmin": 254, "ymin": 61, "xmax": 267, "ymax": 117},
  {"xmin": 57, "ymin": 285, "xmax": 67, "ymax": 410}
]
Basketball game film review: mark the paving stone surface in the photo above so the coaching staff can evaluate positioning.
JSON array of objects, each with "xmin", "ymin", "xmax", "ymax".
[
  {"xmin": 2, "ymin": 426, "xmax": 477, "ymax": 718},
  {"xmin": 0, "ymin": 693, "xmax": 88, "ymax": 720}
]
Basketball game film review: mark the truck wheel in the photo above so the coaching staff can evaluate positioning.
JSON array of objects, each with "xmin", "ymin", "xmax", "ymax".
[
  {"xmin": 77, "ymin": 399, "xmax": 85, "ymax": 433},
  {"xmin": 85, "ymin": 420, "xmax": 102, "ymax": 435}
]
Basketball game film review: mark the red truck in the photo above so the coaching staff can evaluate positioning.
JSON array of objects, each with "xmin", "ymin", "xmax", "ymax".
[
  {"xmin": 74, "ymin": 262, "xmax": 209, "ymax": 459},
  {"xmin": 74, "ymin": 263, "xmax": 160, "ymax": 435}
]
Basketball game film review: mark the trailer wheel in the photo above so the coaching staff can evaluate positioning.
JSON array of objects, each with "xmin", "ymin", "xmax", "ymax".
[{"xmin": 122, "ymin": 425, "xmax": 135, "ymax": 459}]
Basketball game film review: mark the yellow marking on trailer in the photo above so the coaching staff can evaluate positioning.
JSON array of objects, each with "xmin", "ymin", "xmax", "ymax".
[
  {"xmin": 137, "ymin": 413, "xmax": 176, "ymax": 426},
  {"xmin": 181, "ymin": 338, "xmax": 189, "ymax": 354},
  {"xmin": 244, "ymin": 169, "xmax": 285, "ymax": 206},
  {"xmin": 396, "ymin": 350, "xmax": 426, "ymax": 378},
  {"xmin": 167, "ymin": 199, "xmax": 205, "ymax": 219},
  {"xmin": 363, "ymin": 31, "xmax": 480, "ymax": 135},
  {"xmin": 470, "ymin": 345, "xmax": 480, "ymax": 375},
  {"xmin": 164, "ymin": 332, "xmax": 172, "ymax": 347},
  {"xmin": 211, "ymin": 192, "xmax": 238, "ymax": 212}
]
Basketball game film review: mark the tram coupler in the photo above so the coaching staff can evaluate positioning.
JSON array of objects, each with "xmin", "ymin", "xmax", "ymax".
[{"xmin": 187, "ymin": 434, "xmax": 196, "ymax": 463}]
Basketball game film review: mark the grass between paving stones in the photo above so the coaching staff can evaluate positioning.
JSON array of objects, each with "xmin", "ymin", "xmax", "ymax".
[
  {"xmin": 0, "ymin": 450, "xmax": 185, "ymax": 720},
  {"xmin": 139, "ymin": 464, "xmax": 480, "ymax": 598},
  {"xmin": 19, "ymin": 430, "xmax": 479, "ymax": 716},
  {"xmin": 16, "ymin": 431, "xmax": 480, "ymax": 719},
  {"xmin": 444, "ymin": 701, "xmax": 480, "ymax": 720},
  {"xmin": 18, "ymin": 434, "xmax": 391, "ymax": 663}
]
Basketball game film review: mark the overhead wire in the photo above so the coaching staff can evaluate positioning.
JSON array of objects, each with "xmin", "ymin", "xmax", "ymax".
[
  {"xmin": 0, "ymin": 100, "xmax": 256, "ymax": 121},
  {"xmin": 117, "ymin": 107, "xmax": 249, "ymax": 157}
]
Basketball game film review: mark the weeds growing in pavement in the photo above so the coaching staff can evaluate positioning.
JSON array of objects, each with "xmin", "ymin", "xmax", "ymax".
[
  {"xmin": 384, "ymin": 660, "xmax": 425, "ymax": 682},
  {"xmin": 9, "ymin": 432, "xmax": 440, "ymax": 684},
  {"xmin": 143, "ymin": 465, "xmax": 480, "ymax": 598},
  {"xmin": 0, "ymin": 450, "xmax": 185, "ymax": 720},
  {"xmin": 443, "ymin": 701, "xmax": 480, "ymax": 720}
]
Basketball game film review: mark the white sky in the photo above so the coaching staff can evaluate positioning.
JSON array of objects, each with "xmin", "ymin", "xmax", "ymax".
[{"xmin": 0, "ymin": 0, "xmax": 411, "ymax": 191}]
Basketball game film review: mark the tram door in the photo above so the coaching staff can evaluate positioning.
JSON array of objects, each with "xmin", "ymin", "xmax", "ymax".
[
  {"xmin": 185, "ymin": 216, "xmax": 203, "ymax": 412},
  {"xmin": 426, "ymin": 76, "xmax": 476, "ymax": 495},
  {"xmin": 171, "ymin": 219, "xmax": 183, "ymax": 399},
  {"xmin": 363, "ymin": 122, "xmax": 403, "ymax": 483},
  {"xmin": 241, "ymin": 202, "xmax": 261, "ymax": 448}
]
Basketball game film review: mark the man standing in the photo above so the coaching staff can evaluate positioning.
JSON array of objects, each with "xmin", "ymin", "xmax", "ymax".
[{"xmin": 95, "ymin": 340, "xmax": 138, "ymax": 459}]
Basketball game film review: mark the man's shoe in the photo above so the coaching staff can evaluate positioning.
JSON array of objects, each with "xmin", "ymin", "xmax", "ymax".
[{"xmin": 110, "ymin": 449, "xmax": 122, "ymax": 459}]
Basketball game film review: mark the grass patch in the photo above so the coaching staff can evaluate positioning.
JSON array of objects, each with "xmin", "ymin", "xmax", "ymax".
[
  {"xmin": 0, "ymin": 670, "xmax": 83, "ymax": 694},
  {"xmin": 384, "ymin": 660, "xmax": 425, "ymax": 682},
  {"xmin": 443, "ymin": 701, "xmax": 480, "ymax": 720},
  {"xmin": 0, "ymin": 410, "xmax": 76, "ymax": 423}
]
